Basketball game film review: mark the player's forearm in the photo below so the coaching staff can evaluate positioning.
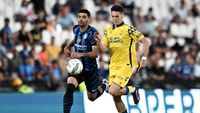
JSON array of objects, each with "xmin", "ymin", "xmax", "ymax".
[
  {"xmin": 97, "ymin": 42, "xmax": 107, "ymax": 53},
  {"xmin": 66, "ymin": 39, "xmax": 75, "ymax": 49},
  {"xmin": 81, "ymin": 51, "xmax": 99, "ymax": 58},
  {"xmin": 141, "ymin": 38, "xmax": 149, "ymax": 57}
]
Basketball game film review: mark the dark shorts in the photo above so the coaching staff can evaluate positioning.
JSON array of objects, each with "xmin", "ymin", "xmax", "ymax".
[{"xmin": 67, "ymin": 69, "xmax": 99, "ymax": 93}]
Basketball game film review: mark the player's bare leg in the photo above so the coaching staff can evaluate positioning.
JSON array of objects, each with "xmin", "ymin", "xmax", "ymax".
[
  {"xmin": 109, "ymin": 82, "xmax": 140, "ymax": 106},
  {"xmin": 109, "ymin": 83, "xmax": 127, "ymax": 113}
]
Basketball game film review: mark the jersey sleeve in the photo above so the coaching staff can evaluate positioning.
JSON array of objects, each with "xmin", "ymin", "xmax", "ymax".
[
  {"xmin": 102, "ymin": 30, "xmax": 109, "ymax": 46},
  {"xmin": 128, "ymin": 26, "xmax": 144, "ymax": 42},
  {"xmin": 88, "ymin": 33, "xmax": 97, "ymax": 46}
]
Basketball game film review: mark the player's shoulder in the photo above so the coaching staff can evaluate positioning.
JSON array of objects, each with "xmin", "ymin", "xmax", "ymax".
[
  {"xmin": 105, "ymin": 25, "xmax": 113, "ymax": 31},
  {"xmin": 89, "ymin": 26, "xmax": 98, "ymax": 33},
  {"xmin": 73, "ymin": 25, "xmax": 79, "ymax": 33},
  {"xmin": 124, "ymin": 24, "xmax": 139, "ymax": 35},
  {"xmin": 124, "ymin": 24, "xmax": 136, "ymax": 30}
]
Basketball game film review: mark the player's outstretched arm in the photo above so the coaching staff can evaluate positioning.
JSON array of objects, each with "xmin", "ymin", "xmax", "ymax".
[
  {"xmin": 70, "ymin": 46, "xmax": 99, "ymax": 59},
  {"xmin": 64, "ymin": 39, "xmax": 75, "ymax": 58},
  {"xmin": 94, "ymin": 32, "xmax": 107, "ymax": 53},
  {"xmin": 139, "ymin": 38, "xmax": 149, "ymax": 69}
]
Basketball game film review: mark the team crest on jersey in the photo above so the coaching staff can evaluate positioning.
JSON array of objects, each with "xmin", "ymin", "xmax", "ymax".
[
  {"xmin": 77, "ymin": 36, "xmax": 81, "ymax": 43},
  {"xmin": 83, "ymin": 34, "xmax": 88, "ymax": 39}
]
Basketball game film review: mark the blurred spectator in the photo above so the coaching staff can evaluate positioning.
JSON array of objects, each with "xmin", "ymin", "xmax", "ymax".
[
  {"xmin": 170, "ymin": 57, "xmax": 182, "ymax": 75},
  {"xmin": 13, "ymin": 21, "xmax": 32, "ymax": 44},
  {"xmin": 47, "ymin": 60, "xmax": 62, "ymax": 91},
  {"xmin": 0, "ymin": 57, "xmax": 13, "ymax": 78},
  {"xmin": 136, "ymin": 16, "xmax": 149, "ymax": 36},
  {"xmin": 0, "ymin": 57, "xmax": 13, "ymax": 88},
  {"xmin": 52, "ymin": 0, "xmax": 62, "ymax": 16},
  {"xmin": 65, "ymin": 0, "xmax": 83, "ymax": 15},
  {"xmin": 34, "ymin": 10, "xmax": 47, "ymax": 31},
  {"xmin": 0, "ymin": 72, "xmax": 4, "ymax": 86},
  {"xmin": 91, "ymin": 11, "xmax": 110, "ymax": 37},
  {"xmin": 10, "ymin": 49, "xmax": 22, "ymax": 73},
  {"xmin": 176, "ymin": 0, "xmax": 188, "ymax": 21},
  {"xmin": 96, "ymin": 1, "xmax": 110, "ymax": 21},
  {"xmin": 38, "ymin": 44, "xmax": 49, "ymax": 66},
  {"xmin": 15, "ymin": 0, "xmax": 35, "ymax": 22},
  {"xmin": 30, "ymin": 20, "xmax": 42, "ymax": 44},
  {"xmin": 0, "ymin": 18, "xmax": 12, "ymax": 38},
  {"xmin": 19, "ymin": 56, "xmax": 35, "ymax": 82},
  {"xmin": 57, "ymin": 5, "xmax": 76, "ymax": 29},
  {"xmin": 179, "ymin": 53, "xmax": 194, "ymax": 80},
  {"xmin": 0, "ymin": 39, "xmax": 7, "ymax": 59},
  {"xmin": 1, "ymin": 32, "xmax": 12, "ymax": 49},
  {"xmin": 29, "ymin": 0, "xmax": 45, "ymax": 14},
  {"xmin": 46, "ymin": 37, "xmax": 61, "ymax": 61},
  {"xmin": 19, "ymin": 42, "xmax": 30, "ymax": 59},
  {"xmin": 189, "ymin": 4, "xmax": 199, "ymax": 18},
  {"xmin": 185, "ymin": 29, "xmax": 199, "ymax": 45},
  {"xmin": 145, "ymin": 7, "xmax": 157, "ymax": 37},
  {"xmin": 121, "ymin": 0, "xmax": 135, "ymax": 25},
  {"xmin": 147, "ymin": 52, "xmax": 166, "ymax": 89},
  {"xmin": 31, "ymin": 71, "xmax": 48, "ymax": 91}
]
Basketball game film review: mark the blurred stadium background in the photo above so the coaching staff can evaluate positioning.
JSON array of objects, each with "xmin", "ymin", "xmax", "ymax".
[{"xmin": 0, "ymin": 0, "xmax": 200, "ymax": 113}]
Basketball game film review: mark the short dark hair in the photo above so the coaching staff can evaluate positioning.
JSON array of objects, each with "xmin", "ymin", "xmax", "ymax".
[
  {"xmin": 111, "ymin": 5, "xmax": 124, "ymax": 13},
  {"xmin": 4, "ymin": 18, "xmax": 9, "ymax": 22},
  {"xmin": 78, "ymin": 9, "xmax": 91, "ymax": 17}
]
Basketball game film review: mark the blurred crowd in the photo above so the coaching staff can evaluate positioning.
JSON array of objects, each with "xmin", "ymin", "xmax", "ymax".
[{"xmin": 0, "ymin": 0, "xmax": 200, "ymax": 92}]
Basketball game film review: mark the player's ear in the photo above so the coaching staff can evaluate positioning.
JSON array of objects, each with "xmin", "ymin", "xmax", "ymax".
[
  {"xmin": 121, "ymin": 12, "xmax": 124, "ymax": 16},
  {"xmin": 88, "ymin": 17, "xmax": 92, "ymax": 23}
]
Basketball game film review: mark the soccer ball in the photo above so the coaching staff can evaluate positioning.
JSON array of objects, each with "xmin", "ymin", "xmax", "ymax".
[{"xmin": 67, "ymin": 59, "xmax": 83, "ymax": 75}]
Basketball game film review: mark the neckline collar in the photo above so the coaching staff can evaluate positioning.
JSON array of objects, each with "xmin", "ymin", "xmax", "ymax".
[{"xmin": 112, "ymin": 22, "xmax": 124, "ymax": 29}]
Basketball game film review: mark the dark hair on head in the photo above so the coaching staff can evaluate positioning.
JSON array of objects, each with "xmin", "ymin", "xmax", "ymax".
[
  {"xmin": 111, "ymin": 5, "xmax": 124, "ymax": 13},
  {"xmin": 4, "ymin": 18, "xmax": 9, "ymax": 22},
  {"xmin": 78, "ymin": 9, "xmax": 91, "ymax": 17}
]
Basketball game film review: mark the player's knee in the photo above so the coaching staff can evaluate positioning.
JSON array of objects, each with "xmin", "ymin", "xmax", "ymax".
[
  {"xmin": 88, "ymin": 95, "xmax": 96, "ymax": 101},
  {"xmin": 109, "ymin": 89, "xmax": 118, "ymax": 96}
]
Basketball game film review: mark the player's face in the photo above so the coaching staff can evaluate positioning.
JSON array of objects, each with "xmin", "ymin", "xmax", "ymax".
[
  {"xmin": 111, "ymin": 11, "xmax": 124, "ymax": 25},
  {"xmin": 78, "ymin": 13, "xmax": 90, "ymax": 27}
]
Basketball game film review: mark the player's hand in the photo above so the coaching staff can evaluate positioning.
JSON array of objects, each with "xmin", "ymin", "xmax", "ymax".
[
  {"xmin": 94, "ymin": 32, "xmax": 101, "ymax": 44},
  {"xmin": 70, "ymin": 52, "xmax": 82, "ymax": 58},
  {"xmin": 138, "ymin": 59, "xmax": 147, "ymax": 71},
  {"xmin": 64, "ymin": 46, "xmax": 70, "ymax": 58}
]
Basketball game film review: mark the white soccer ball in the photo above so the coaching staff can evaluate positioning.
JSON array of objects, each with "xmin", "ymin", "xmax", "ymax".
[{"xmin": 67, "ymin": 59, "xmax": 83, "ymax": 75}]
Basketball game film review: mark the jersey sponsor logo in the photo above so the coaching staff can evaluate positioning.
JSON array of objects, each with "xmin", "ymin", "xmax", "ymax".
[
  {"xmin": 75, "ymin": 44, "xmax": 87, "ymax": 50},
  {"xmin": 109, "ymin": 37, "xmax": 123, "ymax": 43}
]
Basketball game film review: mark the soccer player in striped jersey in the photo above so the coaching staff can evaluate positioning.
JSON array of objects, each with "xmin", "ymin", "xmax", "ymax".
[
  {"xmin": 95, "ymin": 5, "xmax": 149, "ymax": 113},
  {"xmin": 63, "ymin": 9, "xmax": 108, "ymax": 113}
]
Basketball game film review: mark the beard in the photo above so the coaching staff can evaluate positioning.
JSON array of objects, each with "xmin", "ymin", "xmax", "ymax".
[{"xmin": 78, "ymin": 21, "xmax": 86, "ymax": 27}]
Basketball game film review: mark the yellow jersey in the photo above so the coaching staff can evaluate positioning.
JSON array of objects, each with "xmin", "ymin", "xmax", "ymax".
[{"xmin": 102, "ymin": 22, "xmax": 144, "ymax": 68}]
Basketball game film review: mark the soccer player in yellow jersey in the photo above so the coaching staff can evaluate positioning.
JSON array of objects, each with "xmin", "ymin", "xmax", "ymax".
[{"xmin": 95, "ymin": 5, "xmax": 149, "ymax": 113}]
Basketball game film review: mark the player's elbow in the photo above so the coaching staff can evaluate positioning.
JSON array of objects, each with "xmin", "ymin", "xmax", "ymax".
[
  {"xmin": 142, "ymin": 38, "xmax": 150, "ymax": 47},
  {"xmin": 91, "ymin": 52, "xmax": 98, "ymax": 58}
]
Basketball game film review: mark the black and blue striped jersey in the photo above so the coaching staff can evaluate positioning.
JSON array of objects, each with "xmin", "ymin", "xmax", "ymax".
[{"xmin": 73, "ymin": 25, "xmax": 98, "ymax": 71}]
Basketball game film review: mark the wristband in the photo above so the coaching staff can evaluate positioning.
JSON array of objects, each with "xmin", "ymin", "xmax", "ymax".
[{"xmin": 141, "ymin": 56, "xmax": 147, "ymax": 60}]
